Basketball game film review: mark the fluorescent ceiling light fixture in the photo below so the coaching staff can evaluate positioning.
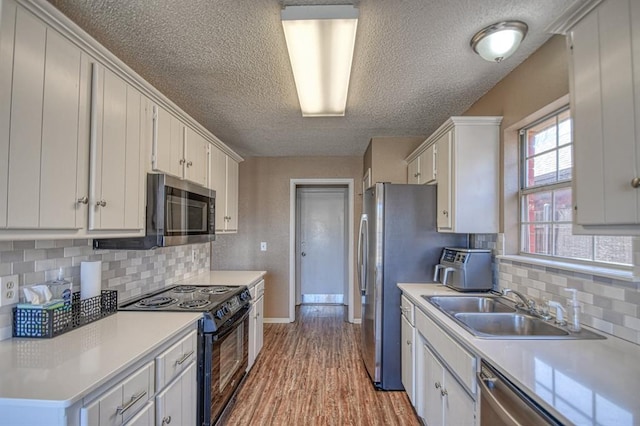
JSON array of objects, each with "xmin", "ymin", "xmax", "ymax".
[
  {"xmin": 470, "ymin": 21, "xmax": 528, "ymax": 63},
  {"xmin": 281, "ymin": 5, "xmax": 358, "ymax": 117}
]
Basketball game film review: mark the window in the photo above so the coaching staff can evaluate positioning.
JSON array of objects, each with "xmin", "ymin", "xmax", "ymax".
[{"xmin": 519, "ymin": 107, "xmax": 632, "ymax": 265}]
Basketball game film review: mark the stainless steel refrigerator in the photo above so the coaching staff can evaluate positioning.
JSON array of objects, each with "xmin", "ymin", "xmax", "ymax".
[{"xmin": 358, "ymin": 183, "xmax": 467, "ymax": 390}]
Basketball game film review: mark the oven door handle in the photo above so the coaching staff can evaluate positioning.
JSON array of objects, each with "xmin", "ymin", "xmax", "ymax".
[{"xmin": 215, "ymin": 306, "xmax": 251, "ymax": 340}]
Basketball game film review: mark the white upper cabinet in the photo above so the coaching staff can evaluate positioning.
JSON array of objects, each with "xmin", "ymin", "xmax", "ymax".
[
  {"xmin": 407, "ymin": 145, "xmax": 436, "ymax": 185},
  {"xmin": 89, "ymin": 64, "xmax": 147, "ymax": 231},
  {"xmin": 153, "ymin": 105, "xmax": 210, "ymax": 187},
  {"xmin": 210, "ymin": 146, "xmax": 239, "ymax": 233},
  {"xmin": 407, "ymin": 116, "xmax": 501, "ymax": 233},
  {"xmin": 184, "ymin": 126, "xmax": 209, "ymax": 188},
  {"xmin": 562, "ymin": 0, "xmax": 640, "ymax": 234},
  {"xmin": 0, "ymin": 3, "xmax": 87, "ymax": 230},
  {"xmin": 152, "ymin": 104, "xmax": 185, "ymax": 179}
]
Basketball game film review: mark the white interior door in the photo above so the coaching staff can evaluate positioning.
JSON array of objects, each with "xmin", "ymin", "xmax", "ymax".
[{"xmin": 297, "ymin": 187, "xmax": 347, "ymax": 304}]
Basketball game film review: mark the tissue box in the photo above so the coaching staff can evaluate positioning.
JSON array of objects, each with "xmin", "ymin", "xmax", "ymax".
[{"xmin": 13, "ymin": 290, "xmax": 117, "ymax": 338}]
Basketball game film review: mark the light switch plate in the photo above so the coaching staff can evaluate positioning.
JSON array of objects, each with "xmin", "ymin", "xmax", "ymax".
[{"xmin": 0, "ymin": 275, "xmax": 19, "ymax": 306}]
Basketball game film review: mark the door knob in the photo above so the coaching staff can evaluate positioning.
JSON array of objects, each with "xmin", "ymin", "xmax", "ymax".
[
  {"xmin": 631, "ymin": 177, "xmax": 640, "ymax": 188},
  {"xmin": 301, "ymin": 252, "xmax": 306, "ymax": 257}
]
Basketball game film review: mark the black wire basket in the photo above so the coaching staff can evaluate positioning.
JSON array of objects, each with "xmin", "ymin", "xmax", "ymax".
[{"xmin": 12, "ymin": 290, "xmax": 117, "ymax": 338}]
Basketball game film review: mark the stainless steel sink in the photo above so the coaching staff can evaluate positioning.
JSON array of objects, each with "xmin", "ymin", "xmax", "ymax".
[
  {"xmin": 422, "ymin": 295, "xmax": 605, "ymax": 340},
  {"xmin": 454, "ymin": 313, "xmax": 569, "ymax": 337},
  {"xmin": 424, "ymin": 296, "xmax": 516, "ymax": 314}
]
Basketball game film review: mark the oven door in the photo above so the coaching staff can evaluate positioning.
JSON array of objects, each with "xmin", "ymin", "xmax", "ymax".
[{"xmin": 202, "ymin": 307, "xmax": 250, "ymax": 426}]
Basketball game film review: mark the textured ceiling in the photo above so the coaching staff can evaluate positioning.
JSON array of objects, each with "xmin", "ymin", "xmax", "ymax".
[{"xmin": 46, "ymin": 0, "xmax": 579, "ymax": 157}]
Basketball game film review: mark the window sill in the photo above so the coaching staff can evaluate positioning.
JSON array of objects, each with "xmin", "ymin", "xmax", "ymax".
[{"xmin": 496, "ymin": 255, "xmax": 639, "ymax": 282}]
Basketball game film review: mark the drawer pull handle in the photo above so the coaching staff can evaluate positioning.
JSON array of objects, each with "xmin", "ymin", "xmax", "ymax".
[
  {"xmin": 116, "ymin": 390, "xmax": 147, "ymax": 415},
  {"xmin": 175, "ymin": 350, "xmax": 194, "ymax": 366}
]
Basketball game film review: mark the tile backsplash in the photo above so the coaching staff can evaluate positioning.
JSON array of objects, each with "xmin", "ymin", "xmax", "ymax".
[
  {"xmin": 472, "ymin": 233, "xmax": 640, "ymax": 345},
  {"xmin": 0, "ymin": 239, "xmax": 210, "ymax": 340}
]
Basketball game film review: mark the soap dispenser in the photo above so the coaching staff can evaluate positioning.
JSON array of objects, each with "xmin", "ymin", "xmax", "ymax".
[{"xmin": 564, "ymin": 288, "xmax": 581, "ymax": 332}]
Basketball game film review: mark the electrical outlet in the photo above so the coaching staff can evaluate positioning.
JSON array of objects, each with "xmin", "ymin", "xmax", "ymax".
[
  {"xmin": 191, "ymin": 248, "xmax": 197, "ymax": 262},
  {"xmin": 0, "ymin": 275, "xmax": 19, "ymax": 307},
  {"xmin": 260, "ymin": 242, "xmax": 267, "ymax": 251}
]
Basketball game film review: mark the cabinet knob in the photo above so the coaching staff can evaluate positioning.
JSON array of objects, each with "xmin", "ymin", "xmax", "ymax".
[
  {"xmin": 442, "ymin": 210, "xmax": 448, "ymax": 216},
  {"xmin": 96, "ymin": 200, "xmax": 107, "ymax": 207},
  {"xmin": 162, "ymin": 416, "xmax": 172, "ymax": 425},
  {"xmin": 631, "ymin": 177, "xmax": 640, "ymax": 188},
  {"xmin": 440, "ymin": 388, "xmax": 448, "ymax": 397},
  {"xmin": 406, "ymin": 340, "xmax": 411, "ymax": 346},
  {"xmin": 414, "ymin": 172, "xmax": 421, "ymax": 178},
  {"xmin": 179, "ymin": 158, "xmax": 185, "ymax": 165},
  {"xmin": 434, "ymin": 382, "xmax": 441, "ymax": 389},
  {"xmin": 77, "ymin": 196, "xmax": 88, "ymax": 205},
  {"xmin": 187, "ymin": 160, "xmax": 193, "ymax": 167}
]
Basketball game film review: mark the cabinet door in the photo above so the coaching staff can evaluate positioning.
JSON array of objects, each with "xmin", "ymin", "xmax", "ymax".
[
  {"xmin": 226, "ymin": 158, "xmax": 239, "ymax": 231},
  {"xmin": 5, "ymin": 6, "xmax": 84, "ymax": 230},
  {"xmin": 89, "ymin": 65, "xmax": 144, "ymax": 231},
  {"xmin": 571, "ymin": 0, "xmax": 640, "ymax": 226},
  {"xmin": 436, "ymin": 131, "xmax": 452, "ymax": 230},
  {"xmin": 184, "ymin": 126, "xmax": 209, "ymax": 187},
  {"xmin": 422, "ymin": 344, "xmax": 445, "ymax": 426},
  {"xmin": 407, "ymin": 157, "xmax": 420, "ymax": 184},
  {"xmin": 124, "ymin": 401, "xmax": 154, "ymax": 426},
  {"xmin": 255, "ymin": 294, "xmax": 264, "ymax": 358},
  {"xmin": 420, "ymin": 145, "xmax": 436, "ymax": 185},
  {"xmin": 401, "ymin": 314, "xmax": 415, "ymax": 404},
  {"xmin": 153, "ymin": 105, "xmax": 184, "ymax": 178},
  {"xmin": 443, "ymin": 368, "xmax": 475, "ymax": 426},
  {"xmin": 209, "ymin": 146, "xmax": 227, "ymax": 231},
  {"xmin": 155, "ymin": 361, "xmax": 196, "ymax": 426}
]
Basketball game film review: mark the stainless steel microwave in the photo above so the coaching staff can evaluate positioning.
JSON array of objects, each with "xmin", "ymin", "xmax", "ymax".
[{"xmin": 93, "ymin": 174, "xmax": 215, "ymax": 250}]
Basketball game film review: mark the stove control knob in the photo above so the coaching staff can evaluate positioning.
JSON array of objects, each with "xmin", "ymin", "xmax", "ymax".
[
  {"xmin": 240, "ymin": 290, "xmax": 250, "ymax": 301},
  {"xmin": 215, "ymin": 309, "xmax": 224, "ymax": 319},
  {"xmin": 222, "ymin": 305, "xmax": 230, "ymax": 315}
]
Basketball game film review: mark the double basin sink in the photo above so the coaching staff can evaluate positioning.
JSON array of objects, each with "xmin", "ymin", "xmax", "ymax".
[{"xmin": 422, "ymin": 295, "xmax": 604, "ymax": 340}]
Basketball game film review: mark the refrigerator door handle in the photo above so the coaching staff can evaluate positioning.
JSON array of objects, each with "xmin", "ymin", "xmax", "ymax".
[{"xmin": 357, "ymin": 214, "xmax": 368, "ymax": 295}]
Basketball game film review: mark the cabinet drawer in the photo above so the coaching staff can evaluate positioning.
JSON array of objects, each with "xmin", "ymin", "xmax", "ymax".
[
  {"xmin": 123, "ymin": 401, "xmax": 154, "ymax": 426},
  {"xmin": 250, "ymin": 280, "xmax": 265, "ymax": 300},
  {"xmin": 415, "ymin": 308, "xmax": 476, "ymax": 394},
  {"xmin": 81, "ymin": 361, "xmax": 154, "ymax": 426},
  {"xmin": 401, "ymin": 294, "xmax": 415, "ymax": 326},
  {"xmin": 156, "ymin": 329, "xmax": 197, "ymax": 389}
]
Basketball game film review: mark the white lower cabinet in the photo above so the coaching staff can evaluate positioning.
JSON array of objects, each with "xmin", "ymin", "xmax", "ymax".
[
  {"xmin": 400, "ymin": 295, "xmax": 416, "ymax": 404},
  {"xmin": 420, "ymin": 343, "xmax": 475, "ymax": 426},
  {"xmin": 248, "ymin": 279, "xmax": 265, "ymax": 370},
  {"xmin": 79, "ymin": 326, "xmax": 197, "ymax": 426},
  {"xmin": 413, "ymin": 305, "xmax": 477, "ymax": 426},
  {"xmin": 155, "ymin": 362, "xmax": 196, "ymax": 426}
]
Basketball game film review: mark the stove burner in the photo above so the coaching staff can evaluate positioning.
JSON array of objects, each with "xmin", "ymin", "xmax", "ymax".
[
  {"xmin": 199, "ymin": 287, "xmax": 230, "ymax": 295},
  {"xmin": 172, "ymin": 286, "xmax": 197, "ymax": 293},
  {"xmin": 178, "ymin": 299, "xmax": 211, "ymax": 309},
  {"xmin": 135, "ymin": 296, "xmax": 178, "ymax": 308}
]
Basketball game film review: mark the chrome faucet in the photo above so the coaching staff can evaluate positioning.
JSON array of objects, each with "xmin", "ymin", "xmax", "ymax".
[{"xmin": 502, "ymin": 288, "xmax": 536, "ymax": 311}]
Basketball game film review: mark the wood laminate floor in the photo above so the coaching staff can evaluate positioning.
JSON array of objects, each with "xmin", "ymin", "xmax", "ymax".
[{"xmin": 224, "ymin": 304, "xmax": 420, "ymax": 425}]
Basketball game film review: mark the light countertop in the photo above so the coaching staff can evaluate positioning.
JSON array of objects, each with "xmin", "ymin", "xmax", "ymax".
[
  {"xmin": 0, "ymin": 311, "xmax": 201, "ymax": 408},
  {"xmin": 399, "ymin": 283, "xmax": 640, "ymax": 426},
  {"xmin": 175, "ymin": 270, "xmax": 266, "ymax": 288}
]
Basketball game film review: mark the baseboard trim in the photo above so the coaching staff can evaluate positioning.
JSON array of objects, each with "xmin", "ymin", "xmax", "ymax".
[{"xmin": 264, "ymin": 318, "xmax": 291, "ymax": 324}]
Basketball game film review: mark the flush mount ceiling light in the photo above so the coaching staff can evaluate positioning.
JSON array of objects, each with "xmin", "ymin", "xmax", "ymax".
[
  {"xmin": 281, "ymin": 5, "xmax": 358, "ymax": 117},
  {"xmin": 470, "ymin": 21, "xmax": 528, "ymax": 63}
]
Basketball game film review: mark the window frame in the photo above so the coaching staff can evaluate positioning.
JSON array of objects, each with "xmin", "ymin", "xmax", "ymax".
[{"xmin": 517, "ymin": 106, "xmax": 632, "ymax": 268}]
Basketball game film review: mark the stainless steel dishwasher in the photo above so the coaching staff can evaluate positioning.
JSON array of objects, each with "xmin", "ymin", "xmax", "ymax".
[{"xmin": 478, "ymin": 360, "xmax": 563, "ymax": 426}]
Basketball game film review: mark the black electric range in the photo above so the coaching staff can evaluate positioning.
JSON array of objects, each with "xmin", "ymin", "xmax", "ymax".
[{"xmin": 118, "ymin": 284, "xmax": 251, "ymax": 333}]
